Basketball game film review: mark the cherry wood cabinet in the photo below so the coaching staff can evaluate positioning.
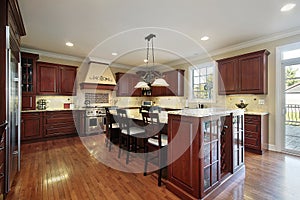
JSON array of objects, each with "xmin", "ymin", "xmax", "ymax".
[
  {"xmin": 37, "ymin": 62, "xmax": 77, "ymax": 95},
  {"xmin": 44, "ymin": 111, "xmax": 77, "ymax": 137},
  {"xmin": 167, "ymin": 111, "xmax": 244, "ymax": 199},
  {"xmin": 244, "ymin": 114, "xmax": 269, "ymax": 154},
  {"xmin": 21, "ymin": 112, "xmax": 42, "ymax": 141},
  {"xmin": 21, "ymin": 110, "xmax": 78, "ymax": 142},
  {"xmin": 60, "ymin": 66, "xmax": 77, "ymax": 95},
  {"xmin": 115, "ymin": 72, "xmax": 141, "ymax": 97},
  {"xmin": 217, "ymin": 50, "xmax": 270, "ymax": 95},
  {"xmin": 21, "ymin": 52, "xmax": 39, "ymax": 110},
  {"xmin": 144, "ymin": 69, "xmax": 185, "ymax": 97},
  {"xmin": 163, "ymin": 69, "xmax": 185, "ymax": 96}
]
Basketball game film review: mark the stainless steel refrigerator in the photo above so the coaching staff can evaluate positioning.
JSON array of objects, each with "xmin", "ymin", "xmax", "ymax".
[{"xmin": 5, "ymin": 26, "xmax": 21, "ymax": 193}]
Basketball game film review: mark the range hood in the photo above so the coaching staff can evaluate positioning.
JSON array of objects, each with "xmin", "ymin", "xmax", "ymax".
[{"xmin": 80, "ymin": 62, "xmax": 117, "ymax": 90}]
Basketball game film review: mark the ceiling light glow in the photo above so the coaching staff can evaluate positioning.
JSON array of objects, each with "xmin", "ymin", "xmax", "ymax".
[
  {"xmin": 280, "ymin": 3, "xmax": 296, "ymax": 12},
  {"xmin": 201, "ymin": 36, "xmax": 209, "ymax": 41},
  {"xmin": 66, "ymin": 42, "xmax": 74, "ymax": 47},
  {"xmin": 112, "ymin": 52, "xmax": 118, "ymax": 56}
]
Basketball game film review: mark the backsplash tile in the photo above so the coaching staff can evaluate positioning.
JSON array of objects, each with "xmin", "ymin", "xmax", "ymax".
[{"xmin": 36, "ymin": 96, "xmax": 74, "ymax": 109}]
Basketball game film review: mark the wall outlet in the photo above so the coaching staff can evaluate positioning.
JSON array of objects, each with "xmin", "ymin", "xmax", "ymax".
[{"xmin": 258, "ymin": 99, "xmax": 265, "ymax": 105}]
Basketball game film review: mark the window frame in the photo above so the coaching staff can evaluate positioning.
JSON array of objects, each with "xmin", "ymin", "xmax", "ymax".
[{"xmin": 189, "ymin": 61, "xmax": 217, "ymax": 103}]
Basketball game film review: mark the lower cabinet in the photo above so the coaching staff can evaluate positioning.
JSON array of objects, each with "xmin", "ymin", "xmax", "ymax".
[
  {"xmin": 21, "ymin": 110, "xmax": 77, "ymax": 142},
  {"xmin": 44, "ymin": 111, "xmax": 76, "ymax": 137},
  {"xmin": 167, "ymin": 111, "xmax": 244, "ymax": 200},
  {"xmin": 21, "ymin": 112, "xmax": 43, "ymax": 140},
  {"xmin": 244, "ymin": 114, "xmax": 269, "ymax": 154}
]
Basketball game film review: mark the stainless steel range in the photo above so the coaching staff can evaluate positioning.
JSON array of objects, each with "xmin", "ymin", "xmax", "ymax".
[{"xmin": 84, "ymin": 107, "xmax": 106, "ymax": 135}]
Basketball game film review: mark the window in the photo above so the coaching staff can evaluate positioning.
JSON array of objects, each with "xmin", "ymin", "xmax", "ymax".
[{"xmin": 189, "ymin": 62, "xmax": 216, "ymax": 102}]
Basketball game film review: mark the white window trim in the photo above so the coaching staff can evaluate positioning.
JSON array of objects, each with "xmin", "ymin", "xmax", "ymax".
[
  {"xmin": 188, "ymin": 61, "xmax": 217, "ymax": 103},
  {"xmin": 275, "ymin": 41, "xmax": 300, "ymax": 152}
]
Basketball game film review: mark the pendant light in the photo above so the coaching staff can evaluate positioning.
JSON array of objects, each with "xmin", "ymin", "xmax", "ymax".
[{"xmin": 134, "ymin": 34, "xmax": 169, "ymax": 89}]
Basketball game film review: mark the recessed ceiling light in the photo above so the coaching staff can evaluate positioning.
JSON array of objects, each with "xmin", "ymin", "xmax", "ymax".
[
  {"xmin": 112, "ymin": 52, "xmax": 118, "ymax": 56},
  {"xmin": 201, "ymin": 36, "xmax": 209, "ymax": 41},
  {"xmin": 280, "ymin": 3, "xmax": 296, "ymax": 12},
  {"xmin": 144, "ymin": 59, "xmax": 148, "ymax": 63},
  {"xmin": 66, "ymin": 42, "xmax": 74, "ymax": 47}
]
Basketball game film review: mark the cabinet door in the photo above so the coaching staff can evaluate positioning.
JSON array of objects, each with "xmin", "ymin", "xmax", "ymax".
[
  {"xmin": 130, "ymin": 74, "xmax": 141, "ymax": 96},
  {"xmin": 239, "ymin": 54, "xmax": 265, "ymax": 94},
  {"xmin": 218, "ymin": 59, "xmax": 238, "ymax": 95},
  {"xmin": 164, "ymin": 70, "xmax": 184, "ymax": 96},
  {"xmin": 21, "ymin": 52, "xmax": 39, "ymax": 94},
  {"xmin": 232, "ymin": 114, "xmax": 244, "ymax": 172},
  {"xmin": 116, "ymin": 73, "xmax": 141, "ymax": 97},
  {"xmin": 22, "ymin": 95, "xmax": 36, "ymax": 110},
  {"xmin": 37, "ymin": 62, "xmax": 59, "ymax": 94},
  {"xmin": 60, "ymin": 66, "xmax": 77, "ymax": 95},
  {"xmin": 21, "ymin": 112, "xmax": 42, "ymax": 141},
  {"xmin": 116, "ymin": 73, "xmax": 129, "ymax": 96}
]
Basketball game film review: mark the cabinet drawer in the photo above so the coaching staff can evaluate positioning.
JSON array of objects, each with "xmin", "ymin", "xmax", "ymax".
[
  {"xmin": 244, "ymin": 115, "xmax": 260, "ymax": 123},
  {"xmin": 245, "ymin": 137, "xmax": 259, "ymax": 148},
  {"xmin": 245, "ymin": 131, "xmax": 259, "ymax": 139},
  {"xmin": 44, "ymin": 126, "xmax": 76, "ymax": 137},
  {"xmin": 245, "ymin": 123, "xmax": 259, "ymax": 132},
  {"xmin": 45, "ymin": 112, "xmax": 74, "ymax": 125}
]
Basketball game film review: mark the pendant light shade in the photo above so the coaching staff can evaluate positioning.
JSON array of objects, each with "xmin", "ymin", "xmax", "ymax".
[
  {"xmin": 151, "ymin": 78, "xmax": 169, "ymax": 87},
  {"xmin": 134, "ymin": 33, "xmax": 169, "ymax": 89},
  {"xmin": 134, "ymin": 81, "xmax": 150, "ymax": 89}
]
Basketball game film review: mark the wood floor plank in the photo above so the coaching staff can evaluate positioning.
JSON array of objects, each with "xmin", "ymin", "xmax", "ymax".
[{"xmin": 6, "ymin": 135, "xmax": 300, "ymax": 200}]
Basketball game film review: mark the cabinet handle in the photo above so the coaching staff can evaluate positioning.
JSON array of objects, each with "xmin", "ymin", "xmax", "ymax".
[
  {"xmin": 0, "ymin": 147, "xmax": 4, "ymax": 151},
  {"xmin": 223, "ymin": 125, "xmax": 228, "ymax": 129}
]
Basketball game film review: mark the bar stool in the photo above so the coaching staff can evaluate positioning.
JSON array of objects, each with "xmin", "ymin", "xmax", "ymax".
[
  {"xmin": 142, "ymin": 112, "xmax": 168, "ymax": 186},
  {"xmin": 105, "ymin": 107, "xmax": 120, "ymax": 151},
  {"xmin": 116, "ymin": 109, "xmax": 146, "ymax": 164}
]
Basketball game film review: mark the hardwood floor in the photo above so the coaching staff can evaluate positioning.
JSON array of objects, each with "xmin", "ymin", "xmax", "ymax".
[{"xmin": 6, "ymin": 135, "xmax": 300, "ymax": 200}]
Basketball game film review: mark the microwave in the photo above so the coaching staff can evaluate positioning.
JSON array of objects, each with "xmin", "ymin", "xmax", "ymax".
[{"xmin": 142, "ymin": 101, "xmax": 153, "ymax": 106}]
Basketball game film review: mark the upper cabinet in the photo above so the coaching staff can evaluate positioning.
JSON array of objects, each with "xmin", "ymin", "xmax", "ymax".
[
  {"xmin": 21, "ymin": 52, "xmax": 39, "ymax": 110},
  {"xmin": 115, "ymin": 72, "xmax": 141, "ymax": 97},
  {"xmin": 115, "ymin": 69, "xmax": 185, "ymax": 97},
  {"xmin": 37, "ymin": 62, "xmax": 77, "ymax": 95},
  {"xmin": 21, "ymin": 52, "xmax": 39, "ymax": 94},
  {"xmin": 163, "ymin": 69, "xmax": 185, "ymax": 96},
  {"xmin": 217, "ymin": 50, "xmax": 270, "ymax": 95}
]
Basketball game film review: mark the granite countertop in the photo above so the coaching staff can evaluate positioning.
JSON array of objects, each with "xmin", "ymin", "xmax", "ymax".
[
  {"xmin": 168, "ymin": 108, "xmax": 244, "ymax": 118},
  {"xmin": 22, "ymin": 108, "xmax": 85, "ymax": 113},
  {"xmin": 244, "ymin": 111, "xmax": 269, "ymax": 115}
]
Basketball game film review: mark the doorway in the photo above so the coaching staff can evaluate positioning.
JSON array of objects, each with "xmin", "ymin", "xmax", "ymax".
[{"xmin": 276, "ymin": 42, "xmax": 300, "ymax": 154}]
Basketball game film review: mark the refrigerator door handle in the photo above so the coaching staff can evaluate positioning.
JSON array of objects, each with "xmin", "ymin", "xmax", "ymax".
[{"xmin": 0, "ymin": 121, "xmax": 8, "ymax": 128}]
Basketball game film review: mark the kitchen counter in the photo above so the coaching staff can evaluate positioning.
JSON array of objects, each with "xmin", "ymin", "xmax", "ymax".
[
  {"xmin": 168, "ymin": 108, "xmax": 244, "ymax": 117},
  {"xmin": 166, "ymin": 108, "xmax": 245, "ymax": 199},
  {"xmin": 244, "ymin": 111, "xmax": 269, "ymax": 115},
  {"xmin": 22, "ymin": 108, "xmax": 85, "ymax": 113}
]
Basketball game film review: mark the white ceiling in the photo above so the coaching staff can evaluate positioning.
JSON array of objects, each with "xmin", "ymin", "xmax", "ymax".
[{"xmin": 19, "ymin": 0, "xmax": 300, "ymax": 66}]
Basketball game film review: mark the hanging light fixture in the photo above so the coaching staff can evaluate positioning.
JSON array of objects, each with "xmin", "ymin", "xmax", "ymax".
[{"xmin": 134, "ymin": 34, "xmax": 169, "ymax": 89}]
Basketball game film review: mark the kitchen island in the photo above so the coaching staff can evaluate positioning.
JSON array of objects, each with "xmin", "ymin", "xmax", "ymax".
[{"xmin": 166, "ymin": 108, "xmax": 245, "ymax": 200}]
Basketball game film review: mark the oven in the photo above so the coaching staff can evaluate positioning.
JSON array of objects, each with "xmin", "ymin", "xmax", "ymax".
[{"xmin": 85, "ymin": 107, "xmax": 106, "ymax": 135}]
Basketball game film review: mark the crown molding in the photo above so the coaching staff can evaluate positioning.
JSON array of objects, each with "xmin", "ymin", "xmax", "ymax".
[
  {"xmin": 168, "ymin": 26, "xmax": 300, "ymax": 66},
  {"xmin": 210, "ymin": 26, "xmax": 300, "ymax": 57},
  {"xmin": 20, "ymin": 47, "xmax": 84, "ymax": 62}
]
